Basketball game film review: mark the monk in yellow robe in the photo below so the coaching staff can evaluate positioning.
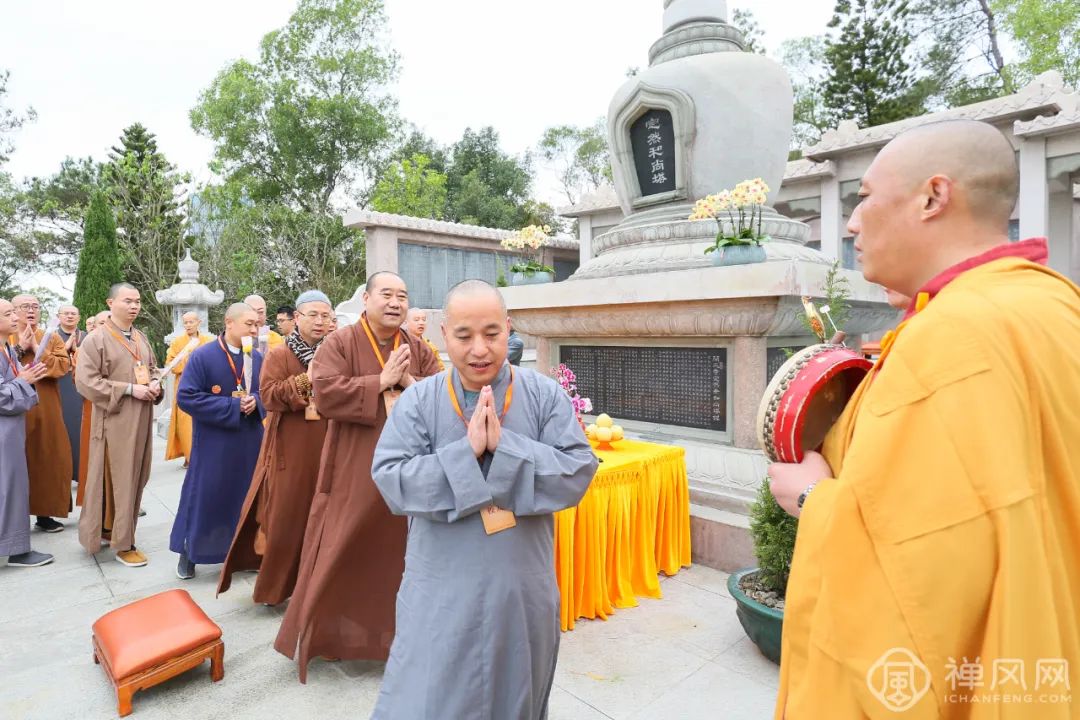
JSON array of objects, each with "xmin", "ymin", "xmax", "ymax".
[
  {"xmin": 164, "ymin": 311, "xmax": 214, "ymax": 467},
  {"xmin": 767, "ymin": 120, "xmax": 1080, "ymax": 718},
  {"xmin": 404, "ymin": 307, "xmax": 444, "ymax": 370}
]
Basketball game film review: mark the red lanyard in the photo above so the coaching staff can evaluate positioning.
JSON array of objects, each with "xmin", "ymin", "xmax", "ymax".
[
  {"xmin": 106, "ymin": 325, "xmax": 142, "ymax": 364},
  {"xmin": 2, "ymin": 346, "xmax": 18, "ymax": 378},
  {"xmin": 218, "ymin": 337, "xmax": 244, "ymax": 391},
  {"xmin": 360, "ymin": 315, "xmax": 400, "ymax": 368},
  {"xmin": 446, "ymin": 366, "xmax": 514, "ymax": 426}
]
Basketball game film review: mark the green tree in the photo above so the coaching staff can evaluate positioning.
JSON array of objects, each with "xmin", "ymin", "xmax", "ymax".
[
  {"xmin": 0, "ymin": 70, "xmax": 36, "ymax": 166},
  {"xmin": 823, "ymin": 0, "xmax": 925, "ymax": 127},
  {"xmin": 370, "ymin": 153, "xmax": 447, "ymax": 219},
  {"xmin": 72, "ymin": 192, "xmax": 123, "ymax": 321},
  {"xmin": 731, "ymin": 8, "xmax": 766, "ymax": 54},
  {"xmin": 779, "ymin": 36, "xmax": 831, "ymax": 149},
  {"xmin": 445, "ymin": 127, "xmax": 533, "ymax": 229},
  {"xmin": 994, "ymin": 0, "xmax": 1080, "ymax": 87},
  {"xmin": 104, "ymin": 124, "xmax": 191, "ymax": 354},
  {"xmin": 17, "ymin": 157, "xmax": 102, "ymax": 274},
  {"xmin": 538, "ymin": 119, "xmax": 611, "ymax": 206},
  {"xmin": 190, "ymin": 0, "xmax": 400, "ymax": 212}
]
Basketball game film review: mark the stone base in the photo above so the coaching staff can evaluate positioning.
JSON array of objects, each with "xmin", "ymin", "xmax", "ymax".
[{"xmin": 691, "ymin": 504, "xmax": 754, "ymax": 572}]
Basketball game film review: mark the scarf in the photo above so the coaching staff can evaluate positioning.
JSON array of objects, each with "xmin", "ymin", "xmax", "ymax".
[{"xmin": 285, "ymin": 330, "xmax": 321, "ymax": 368}]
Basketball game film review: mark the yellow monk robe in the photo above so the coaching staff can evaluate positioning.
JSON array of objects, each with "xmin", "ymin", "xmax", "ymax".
[
  {"xmin": 164, "ymin": 333, "xmax": 214, "ymax": 462},
  {"xmin": 422, "ymin": 337, "xmax": 444, "ymax": 371},
  {"xmin": 776, "ymin": 256, "xmax": 1080, "ymax": 719}
]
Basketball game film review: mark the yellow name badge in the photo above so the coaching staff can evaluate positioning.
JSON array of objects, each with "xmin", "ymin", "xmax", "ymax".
[
  {"xmin": 231, "ymin": 390, "xmax": 247, "ymax": 398},
  {"xmin": 480, "ymin": 505, "xmax": 516, "ymax": 535},
  {"xmin": 133, "ymin": 363, "xmax": 151, "ymax": 386}
]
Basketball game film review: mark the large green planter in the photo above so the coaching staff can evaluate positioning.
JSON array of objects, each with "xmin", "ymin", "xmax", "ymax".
[
  {"xmin": 510, "ymin": 270, "xmax": 554, "ymax": 286},
  {"xmin": 713, "ymin": 244, "xmax": 766, "ymax": 266},
  {"xmin": 728, "ymin": 567, "xmax": 784, "ymax": 665}
]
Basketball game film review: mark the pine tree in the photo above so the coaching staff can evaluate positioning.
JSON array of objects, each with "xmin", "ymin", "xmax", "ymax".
[
  {"xmin": 72, "ymin": 191, "xmax": 123, "ymax": 320},
  {"xmin": 823, "ymin": 0, "xmax": 925, "ymax": 128},
  {"xmin": 108, "ymin": 123, "xmax": 164, "ymax": 169}
]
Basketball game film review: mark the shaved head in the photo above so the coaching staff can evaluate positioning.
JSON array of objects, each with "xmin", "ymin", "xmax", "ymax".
[
  {"xmin": 108, "ymin": 283, "xmax": 137, "ymax": 300},
  {"xmin": 225, "ymin": 302, "xmax": 254, "ymax": 321},
  {"xmin": 880, "ymin": 120, "xmax": 1018, "ymax": 226},
  {"xmin": 182, "ymin": 311, "xmax": 199, "ymax": 321},
  {"xmin": 444, "ymin": 280, "xmax": 507, "ymax": 316}
]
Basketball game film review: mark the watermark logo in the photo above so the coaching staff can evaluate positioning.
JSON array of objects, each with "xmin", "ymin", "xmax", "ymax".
[{"xmin": 867, "ymin": 647, "xmax": 932, "ymax": 712}]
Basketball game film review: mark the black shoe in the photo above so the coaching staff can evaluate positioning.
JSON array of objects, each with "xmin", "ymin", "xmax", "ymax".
[
  {"xmin": 176, "ymin": 553, "xmax": 196, "ymax": 580},
  {"xmin": 7, "ymin": 550, "xmax": 54, "ymax": 567},
  {"xmin": 34, "ymin": 517, "xmax": 64, "ymax": 533}
]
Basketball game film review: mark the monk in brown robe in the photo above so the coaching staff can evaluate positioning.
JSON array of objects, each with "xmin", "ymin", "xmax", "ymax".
[
  {"xmin": 74, "ymin": 284, "xmax": 162, "ymax": 567},
  {"xmin": 9, "ymin": 295, "xmax": 73, "ymax": 533},
  {"xmin": 219, "ymin": 290, "xmax": 333, "ymax": 605},
  {"xmin": 76, "ymin": 311, "xmax": 112, "ymax": 506},
  {"xmin": 275, "ymin": 272, "xmax": 440, "ymax": 681}
]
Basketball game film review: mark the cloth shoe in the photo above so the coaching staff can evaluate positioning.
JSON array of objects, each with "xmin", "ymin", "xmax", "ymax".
[
  {"xmin": 34, "ymin": 517, "xmax": 64, "ymax": 533},
  {"xmin": 6, "ymin": 550, "xmax": 54, "ymax": 567},
  {"xmin": 176, "ymin": 553, "xmax": 196, "ymax": 580},
  {"xmin": 115, "ymin": 548, "xmax": 148, "ymax": 567}
]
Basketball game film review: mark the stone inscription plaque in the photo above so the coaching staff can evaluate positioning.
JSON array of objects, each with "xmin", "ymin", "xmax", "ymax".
[
  {"xmin": 560, "ymin": 345, "xmax": 726, "ymax": 432},
  {"xmin": 766, "ymin": 346, "xmax": 803, "ymax": 384},
  {"xmin": 630, "ymin": 109, "xmax": 677, "ymax": 197}
]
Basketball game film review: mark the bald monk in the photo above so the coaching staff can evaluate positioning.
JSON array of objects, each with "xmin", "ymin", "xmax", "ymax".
[
  {"xmin": 54, "ymin": 305, "xmax": 85, "ymax": 488},
  {"xmin": 164, "ymin": 311, "xmax": 214, "ymax": 467},
  {"xmin": 9, "ymin": 295, "xmax": 73, "ymax": 533},
  {"xmin": 370, "ymin": 280, "xmax": 597, "ymax": 719},
  {"xmin": 75, "ymin": 284, "xmax": 163, "ymax": 566},
  {"xmin": 405, "ymin": 307, "xmax": 444, "ymax": 370},
  {"xmin": 244, "ymin": 294, "xmax": 284, "ymax": 355},
  {"xmin": 275, "ymin": 271, "xmax": 441, "ymax": 681},
  {"xmin": 768, "ymin": 120, "xmax": 1080, "ymax": 718}
]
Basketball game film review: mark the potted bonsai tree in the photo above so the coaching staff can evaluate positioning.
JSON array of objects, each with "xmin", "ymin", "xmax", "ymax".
[{"xmin": 690, "ymin": 178, "xmax": 771, "ymax": 266}]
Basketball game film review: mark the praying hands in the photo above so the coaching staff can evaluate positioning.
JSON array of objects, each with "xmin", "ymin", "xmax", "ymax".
[
  {"xmin": 467, "ymin": 386, "xmax": 501, "ymax": 458},
  {"xmin": 379, "ymin": 344, "xmax": 411, "ymax": 391}
]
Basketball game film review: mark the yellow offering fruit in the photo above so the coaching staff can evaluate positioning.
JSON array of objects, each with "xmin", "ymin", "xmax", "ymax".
[
  {"xmin": 595, "ymin": 427, "xmax": 613, "ymax": 443},
  {"xmin": 586, "ymin": 424, "xmax": 598, "ymax": 438},
  {"xmin": 611, "ymin": 425, "xmax": 624, "ymax": 441},
  {"xmin": 596, "ymin": 413, "xmax": 614, "ymax": 428}
]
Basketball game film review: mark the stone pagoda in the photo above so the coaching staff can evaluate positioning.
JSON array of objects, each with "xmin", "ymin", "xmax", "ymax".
[
  {"xmin": 501, "ymin": 0, "xmax": 895, "ymax": 570},
  {"xmin": 155, "ymin": 248, "xmax": 225, "ymax": 343}
]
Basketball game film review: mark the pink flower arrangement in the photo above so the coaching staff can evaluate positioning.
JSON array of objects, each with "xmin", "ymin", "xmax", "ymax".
[{"xmin": 552, "ymin": 363, "xmax": 593, "ymax": 423}]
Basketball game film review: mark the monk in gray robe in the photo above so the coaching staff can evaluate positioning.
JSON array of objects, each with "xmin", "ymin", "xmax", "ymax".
[
  {"xmin": 0, "ymin": 299, "xmax": 54, "ymax": 567},
  {"xmin": 371, "ymin": 280, "xmax": 597, "ymax": 720}
]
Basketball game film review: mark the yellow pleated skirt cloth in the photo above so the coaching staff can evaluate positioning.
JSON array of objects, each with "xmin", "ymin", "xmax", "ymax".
[{"xmin": 555, "ymin": 438, "xmax": 692, "ymax": 631}]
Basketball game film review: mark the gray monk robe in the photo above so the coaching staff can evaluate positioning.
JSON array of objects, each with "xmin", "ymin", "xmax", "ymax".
[
  {"xmin": 0, "ymin": 345, "xmax": 38, "ymax": 556},
  {"xmin": 371, "ymin": 364, "xmax": 598, "ymax": 720}
]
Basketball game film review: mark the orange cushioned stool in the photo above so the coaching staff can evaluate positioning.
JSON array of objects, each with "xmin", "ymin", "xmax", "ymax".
[{"xmin": 92, "ymin": 589, "xmax": 224, "ymax": 716}]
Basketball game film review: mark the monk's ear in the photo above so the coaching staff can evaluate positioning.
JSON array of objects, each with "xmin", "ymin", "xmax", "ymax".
[{"xmin": 921, "ymin": 174, "xmax": 953, "ymax": 220}]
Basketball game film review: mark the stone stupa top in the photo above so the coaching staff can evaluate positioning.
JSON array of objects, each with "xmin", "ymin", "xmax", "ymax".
[
  {"xmin": 155, "ymin": 248, "xmax": 225, "ymax": 307},
  {"xmin": 652, "ymin": 0, "xmax": 743, "ymax": 65},
  {"xmin": 177, "ymin": 248, "xmax": 200, "ymax": 283}
]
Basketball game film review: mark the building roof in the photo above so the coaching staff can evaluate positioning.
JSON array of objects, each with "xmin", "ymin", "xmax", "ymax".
[
  {"xmin": 557, "ymin": 185, "xmax": 621, "ymax": 218},
  {"xmin": 341, "ymin": 209, "xmax": 579, "ymax": 249},
  {"xmin": 805, "ymin": 71, "xmax": 1077, "ymax": 160},
  {"xmin": 783, "ymin": 157, "xmax": 836, "ymax": 183}
]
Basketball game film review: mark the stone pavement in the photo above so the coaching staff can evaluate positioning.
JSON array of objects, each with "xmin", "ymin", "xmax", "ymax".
[{"xmin": 0, "ymin": 438, "xmax": 779, "ymax": 720}]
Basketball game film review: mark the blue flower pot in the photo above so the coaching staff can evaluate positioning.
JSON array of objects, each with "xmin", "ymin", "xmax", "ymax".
[
  {"xmin": 728, "ymin": 568, "xmax": 784, "ymax": 665},
  {"xmin": 713, "ymin": 244, "xmax": 766, "ymax": 266},
  {"xmin": 510, "ymin": 271, "xmax": 554, "ymax": 286}
]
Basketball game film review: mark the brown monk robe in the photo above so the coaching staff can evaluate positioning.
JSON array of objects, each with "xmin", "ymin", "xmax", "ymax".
[
  {"xmin": 74, "ymin": 286, "xmax": 163, "ymax": 563},
  {"xmin": 9, "ymin": 296, "xmax": 74, "ymax": 522},
  {"xmin": 77, "ymin": 311, "xmax": 110, "ymax": 506},
  {"xmin": 218, "ymin": 292, "xmax": 333, "ymax": 604},
  {"xmin": 275, "ymin": 273, "xmax": 440, "ymax": 681}
]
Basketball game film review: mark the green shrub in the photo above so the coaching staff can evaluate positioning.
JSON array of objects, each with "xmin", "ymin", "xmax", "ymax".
[{"xmin": 749, "ymin": 477, "xmax": 799, "ymax": 596}]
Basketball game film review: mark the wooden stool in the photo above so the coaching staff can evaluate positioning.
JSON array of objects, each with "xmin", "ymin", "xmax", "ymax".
[{"xmin": 92, "ymin": 589, "xmax": 224, "ymax": 716}]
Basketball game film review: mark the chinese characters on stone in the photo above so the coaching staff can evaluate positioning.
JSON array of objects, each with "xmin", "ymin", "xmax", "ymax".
[{"xmin": 645, "ymin": 117, "xmax": 666, "ymax": 186}]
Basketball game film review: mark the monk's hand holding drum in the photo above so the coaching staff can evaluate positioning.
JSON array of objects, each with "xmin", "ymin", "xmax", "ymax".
[{"xmin": 767, "ymin": 451, "xmax": 833, "ymax": 518}]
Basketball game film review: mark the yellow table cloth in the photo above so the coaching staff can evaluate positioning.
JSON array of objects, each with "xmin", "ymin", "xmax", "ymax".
[{"xmin": 555, "ymin": 438, "xmax": 692, "ymax": 631}]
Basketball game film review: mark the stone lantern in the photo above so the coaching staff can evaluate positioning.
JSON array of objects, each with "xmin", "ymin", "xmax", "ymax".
[{"xmin": 155, "ymin": 249, "xmax": 225, "ymax": 343}]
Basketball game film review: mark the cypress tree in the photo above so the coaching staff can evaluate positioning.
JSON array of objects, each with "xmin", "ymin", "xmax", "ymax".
[{"xmin": 72, "ymin": 191, "xmax": 123, "ymax": 321}]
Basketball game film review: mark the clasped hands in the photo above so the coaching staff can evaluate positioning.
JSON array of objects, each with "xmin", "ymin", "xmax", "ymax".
[
  {"xmin": 132, "ymin": 379, "xmax": 163, "ymax": 402},
  {"xmin": 378, "ymin": 344, "xmax": 413, "ymax": 391},
  {"xmin": 467, "ymin": 386, "xmax": 501, "ymax": 458}
]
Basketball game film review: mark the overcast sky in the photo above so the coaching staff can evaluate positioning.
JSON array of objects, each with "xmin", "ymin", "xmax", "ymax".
[{"xmin": 1, "ymin": 0, "xmax": 835, "ymax": 208}]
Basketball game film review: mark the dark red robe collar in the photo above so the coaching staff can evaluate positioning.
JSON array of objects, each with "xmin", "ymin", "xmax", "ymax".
[{"xmin": 901, "ymin": 237, "xmax": 1049, "ymax": 321}]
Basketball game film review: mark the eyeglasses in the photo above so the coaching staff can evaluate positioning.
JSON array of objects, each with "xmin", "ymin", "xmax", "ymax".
[{"xmin": 17, "ymin": 303, "xmax": 41, "ymax": 311}]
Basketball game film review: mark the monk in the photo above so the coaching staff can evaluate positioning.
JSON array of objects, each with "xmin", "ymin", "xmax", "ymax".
[
  {"xmin": 371, "ymin": 280, "xmax": 597, "ymax": 719},
  {"xmin": 9, "ymin": 294, "xmax": 72, "ymax": 533},
  {"xmin": 75, "ymin": 310, "xmax": 113, "ymax": 506},
  {"xmin": 768, "ymin": 120, "xmax": 1080, "ymax": 718},
  {"xmin": 0, "ymin": 299, "xmax": 54, "ymax": 567},
  {"xmin": 244, "ymin": 294, "xmax": 284, "ymax": 355},
  {"xmin": 275, "ymin": 271, "xmax": 440, "ymax": 681},
  {"xmin": 218, "ymin": 290, "xmax": 332, "ymax": 604},
  {"xmin": 54, "ymin": 305, "xmax": 85, "ymax": 488},
  {"xmin": 74, "ymin": 284, "xmax": 162, "ymax": 567},
  {"xmin": 164, "ymin": 311, "xmax": 214, "ymax": 468},
  {"xmin": 405, "ymin": 307, "xmax": 444, "ymax": 370},
  {"xmin": 172, "ymin": 303, "xmax": 265, "ymax": 580},
  {"xmin": 275, "ymin": 305, "xmax": 296, "ymax": 337}
]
